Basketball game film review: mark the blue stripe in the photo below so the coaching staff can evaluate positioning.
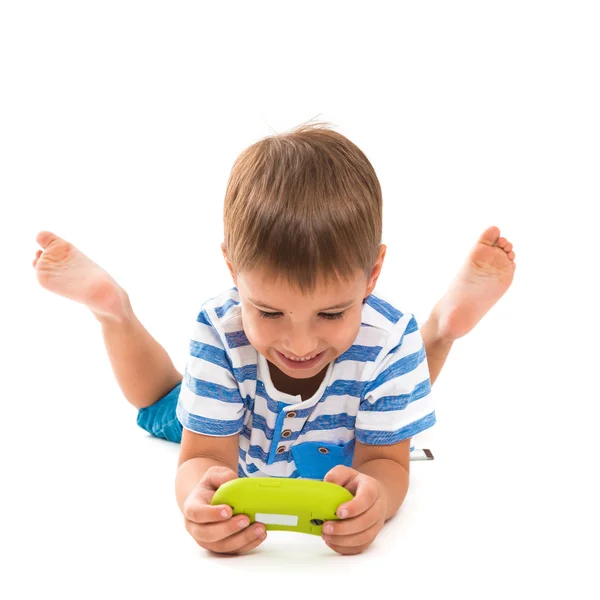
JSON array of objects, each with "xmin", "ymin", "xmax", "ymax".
[
  {"xmin": 225, "ymin": 330, "xmax": 251, "ymax": 349},
  {"xmin": 336, "ymin": 344, "xmax": 382, "ymax": 363},
  {"xmin": 189, "ymin": 340, "xmax": 230, "ymax": 370},
  {"xmin": 253, "ymin": 379, "xmax": 368, "ymax": 420},
  {"xmin": 256, "ymin": 382, "xmax": 292, "ymax": 413},
  {"xmin": 176, "ymin": 404, "xmax": 245, "ymax": 436},
  {"xmin": 363, "ymin": 345, "xmax": 427, "ymax": 398},
  {"xmin": 214, "ymin": 297, "xmax": 240, "ymax": 319},
  {"xmin": 356, "ymin": 411, "xmax": 437, "ymax": 444},
  {"xmin": 190, "ymin": 341, "xmax": 257, "ymax": 384},
  {"xmin": 383, "ymin": 317, "xmax": 419, "ymax": 357},
  {"xmin": 245, "ymin": 463, "xmax": 302, "ymax": 477},
  {"xmin": 405, "ymin": 317, "xmax": 418, "ymax": 335},
  {"xmin": 197, "ymin": 309, "xmax": 211, "ymax": 326},
  {"xmin": 359, "ymin": 379, "xmax": 432, "ymax": 411},
  {"xmin": 248, "ymin": 442, "xmax": 293, "ymax": 464},
  {"xmin": 301, "ymin": 413, "xmax": 356, "ymax": 433},
  {"xmin": 266, "ymin": 410, "xmax": 288, "ymax": 464},
  {"xmin": 365, "ymin": 294, "xmax": 403, "ymax": 324},
  {"xmin": 185, "ymin": 369, "xmax": 246, "ymax": 404},
  {"xmin": 246, "ymin": 411, "xmax": 358, "ymax": 445}
]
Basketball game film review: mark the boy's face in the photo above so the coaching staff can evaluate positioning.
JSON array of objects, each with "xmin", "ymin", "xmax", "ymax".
[{"xmin": 221, "ymin": 244, "xmax": 386, "ymax": 381}]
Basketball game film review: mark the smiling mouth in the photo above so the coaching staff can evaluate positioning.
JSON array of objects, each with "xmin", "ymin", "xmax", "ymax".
[{"xmin": 275, "ymin": 349, "xmax": 326, "ymax": 367}]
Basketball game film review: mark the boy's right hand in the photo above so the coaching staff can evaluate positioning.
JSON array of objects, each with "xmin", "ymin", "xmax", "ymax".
[{"xmin": 182, "ymin": 465, "xmax": 267, "ymax": 555}]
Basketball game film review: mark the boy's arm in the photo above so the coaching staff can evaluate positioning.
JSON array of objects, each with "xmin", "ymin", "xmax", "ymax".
[
  {"xmin": 352, "ymin": 438, "xmax": 411, "ymax": 521},
  {"xmin": 175, "ymin": 428, "xmax": 240, "ymax": 513}
]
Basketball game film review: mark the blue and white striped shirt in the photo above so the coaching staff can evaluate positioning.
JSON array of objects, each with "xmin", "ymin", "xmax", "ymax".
[{"xmin": 176, "ymin": 287, "xmax": 436, "ymax": 479}]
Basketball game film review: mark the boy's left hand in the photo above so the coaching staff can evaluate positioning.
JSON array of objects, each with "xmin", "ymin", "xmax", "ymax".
[{"xmin": 321, "ymin": 465, "xmax": 387, "ymax": 555}]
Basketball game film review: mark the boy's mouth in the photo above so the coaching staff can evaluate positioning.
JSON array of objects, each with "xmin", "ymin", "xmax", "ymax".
[{"xmin": 275, "ymin": 349, "xmax": 326, "ymax": 369}]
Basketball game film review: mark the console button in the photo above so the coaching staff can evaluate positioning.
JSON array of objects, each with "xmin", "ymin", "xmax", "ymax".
[{"xmin": 259, "ymin": 480, "xmax": 283, "ymax": 487}]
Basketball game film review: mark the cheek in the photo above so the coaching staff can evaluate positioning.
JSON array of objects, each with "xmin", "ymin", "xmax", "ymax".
[
  {"xmin": 240, "ymin": 315, "xmax": 272, "ymax": 350},
  {"xmin": 338, "ymin": 319, "xmax": 362, "ymax": 346}
]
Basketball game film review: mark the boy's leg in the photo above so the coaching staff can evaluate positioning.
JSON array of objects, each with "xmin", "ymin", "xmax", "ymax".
[
  {"xmin": 95, "ymin": 296, "xmax": 183, "ymax": 410},
  {"xmin": 33, "ymin": 231, "xmax": 182, "ymax": 411},
  {"xmin": 420, "ymin": 315, "xmax": 453, "ymax": 387},
  {"xmin": 418, "ymin": 225, "xmax": 516, "ymax": 386}
]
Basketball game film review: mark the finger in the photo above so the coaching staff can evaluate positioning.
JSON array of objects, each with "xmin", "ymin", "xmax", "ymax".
[
  {"xmin": 323, "ymin": 465, "xmax": 357, "ymax": 490},
  {"xmin": 204, "ymin": 522, "xmax": 267, "ymax": 555},
  {"xmin": 183, "ymin": 500, "xmax": 234, "ymax": 526},
  {"xmin": 325, "ymin": 470, "xmax": 379, "ymax": 521},
  {"xmin": 183, "ymin": 466, "xmax": 238, "ymax": 521},
  {"xmin": 186, "ymin": 512, "xmax": 253, "ymax": 543},
  {"xmin": 322, "ymin": 499, "xmax": 383, "ymax": 537},
  {"xmin": 214, "ymin": 525, "xmax": 268, "ymax": 556},
  {"xmin": 201, "ymin": 465, "xmax": 238, "ymax": 493},
  {"xmin": 322, "ymin": 516, "xmax": 384, "ymax": 548},
  {"xmin": 325, "ymin": 540, "xmax": 372, "ymax": 556}
]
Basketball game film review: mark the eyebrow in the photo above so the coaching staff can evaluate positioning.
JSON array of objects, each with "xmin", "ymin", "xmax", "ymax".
[{"xmin": 248, "ymin": 298, "xmax": 355, "ymax": 312}]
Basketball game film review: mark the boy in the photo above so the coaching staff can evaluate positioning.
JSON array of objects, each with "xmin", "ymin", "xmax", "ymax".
[{"xmin": 33, "ymin": 122, "xmax": 516, "ymax": 556}]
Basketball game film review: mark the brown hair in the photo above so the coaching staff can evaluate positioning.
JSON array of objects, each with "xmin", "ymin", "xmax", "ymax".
[{"xmin": 222, "ymin": 120, "xmax": 383, "ymax": 294}]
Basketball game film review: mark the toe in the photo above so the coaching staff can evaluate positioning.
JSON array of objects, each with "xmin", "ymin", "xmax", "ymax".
[
  {"xmin": 36, "ymin": 231, "xmax": 61, "ymax": 249},
  {"xmin": 479, "ymin": 226, "xmax": 501, "ymax": 246},
  {"xmin": 503, "ymin": 242, "xmax": 513, "ymax": 253},
  {"xmin": 32, "ymin": 249, "xmax": 42, "ymax": 269},
  {"xmin": 508, "ymin": 251, "xmax": 515, "ymax": 261},
  {"xmin": 496, "ymin": 237, "xmax": 508, "ymax": 248}
]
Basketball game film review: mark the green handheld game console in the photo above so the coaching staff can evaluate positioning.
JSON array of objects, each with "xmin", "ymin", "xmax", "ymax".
[{"xmin": 211, "ymin": 477, "xmax": 354, "ymax": 536}]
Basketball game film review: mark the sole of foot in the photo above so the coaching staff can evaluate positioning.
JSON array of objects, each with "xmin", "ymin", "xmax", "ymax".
[
  {"xmin": 33, "ymin": 231, "xmax": 129, "ymax": 322},
  {"xmin": 434, "ymin": 225, "xmax": 516, "ymax": 341}
]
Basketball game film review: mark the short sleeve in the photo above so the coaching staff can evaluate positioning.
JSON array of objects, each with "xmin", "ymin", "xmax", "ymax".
[
  {"xmin": 355, "ymin": 314, "xmax": 436, "ymax": 445},
  {"xmin": 175, "ymin": 307, "xmax": 246, "ymax": 437}
]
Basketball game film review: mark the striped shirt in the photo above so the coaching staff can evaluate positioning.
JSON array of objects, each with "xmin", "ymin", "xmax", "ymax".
[{"xmin": 176, "ymin": 287, "xmax": 436, "ymax": 479}]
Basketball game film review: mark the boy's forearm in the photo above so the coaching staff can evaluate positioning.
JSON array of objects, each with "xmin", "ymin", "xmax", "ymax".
[
  {"xmin": 355, "ymin": 459, "xmax": 409, "ymax": 520},
  {"xmin": 175, "ymin": 456, "xmax": 237, "ymax": 513}
]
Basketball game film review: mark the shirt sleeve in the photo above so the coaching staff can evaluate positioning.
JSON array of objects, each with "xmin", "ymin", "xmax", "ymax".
[
  {"xmin": 355, "ymin": 314, "xmax": 436, "ymax": 445},
  {"xmin": 175, "ymin": 307, "xmax": 246, "ymax": 437}
]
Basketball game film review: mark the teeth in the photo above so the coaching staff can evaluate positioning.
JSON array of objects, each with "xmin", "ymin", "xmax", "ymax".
[{"xmin": 284, "ymin": 353, "xmax": 317, "ymax": 362}]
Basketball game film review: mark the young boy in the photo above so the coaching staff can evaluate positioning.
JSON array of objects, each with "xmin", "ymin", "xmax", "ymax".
[{"xmin": 33, "ymin": 122, "xmax": 516, "ymax": 557}]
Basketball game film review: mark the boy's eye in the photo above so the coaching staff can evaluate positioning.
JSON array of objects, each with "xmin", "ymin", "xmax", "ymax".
[{"xmin": 257, "ymin": 310, "xmax": 345, "ymax": 321}]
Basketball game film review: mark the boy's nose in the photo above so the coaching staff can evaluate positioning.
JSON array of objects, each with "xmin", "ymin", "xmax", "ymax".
[{"xmin": 282, "ymin": 339, "xmax": 320, "ymax": 359}]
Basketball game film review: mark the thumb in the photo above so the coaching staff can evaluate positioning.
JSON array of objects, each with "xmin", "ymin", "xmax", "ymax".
[
  {"xmin": 323, "ymin": 464, "xmax": 357, "ymax": 489},
  {"xmin": 194, "ymin": 465, "xmax": 238, "ymax": 504}
]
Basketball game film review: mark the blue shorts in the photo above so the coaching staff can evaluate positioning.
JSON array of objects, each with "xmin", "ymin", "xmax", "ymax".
[{"xmin": 136, "ymin": 382, "xmax": 183, "ymax": 443}]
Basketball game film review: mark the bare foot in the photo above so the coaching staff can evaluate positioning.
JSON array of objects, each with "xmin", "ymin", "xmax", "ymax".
[
  {"xmin": 33, "ymin": 231, "xmax": 130, "ymax": 322},
  {"xmin": 433, "ymin": 226, "xmax": 516, "ymax": 341}
]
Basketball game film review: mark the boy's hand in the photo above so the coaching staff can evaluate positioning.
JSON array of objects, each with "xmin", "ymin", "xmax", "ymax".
[
  {"xmin": 182, "ymin": 466, "xmax": 267, "ymax": 555},
  {"xmin": 322, "ymin": 465, "xmax": 387, "ymax": 555}
]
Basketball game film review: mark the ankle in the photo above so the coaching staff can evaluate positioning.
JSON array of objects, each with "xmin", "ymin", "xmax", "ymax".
[
  {"xmin": 92, "ymin": 288, "xmax": 134, "ymax": 327},
  {"xmin": 423, "ymin": 304, "xmax": 455, "ymax": 345}
]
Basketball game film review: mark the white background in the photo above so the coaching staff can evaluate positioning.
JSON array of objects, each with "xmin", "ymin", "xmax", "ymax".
[{"xmin": 2, "ymin": 1, "xmax": 599, "ymax": 598}]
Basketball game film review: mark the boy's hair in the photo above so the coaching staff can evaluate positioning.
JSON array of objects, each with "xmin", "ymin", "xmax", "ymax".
[{"xmin": 222, "ymin": 120, "xmax": 383, "ymax": 294}]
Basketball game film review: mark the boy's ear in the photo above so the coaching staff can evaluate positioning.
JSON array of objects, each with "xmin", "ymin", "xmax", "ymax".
[
  {"xmin": 221, "ymin": 242, "xmax": 237, "ymax": 285},
  {"xmin": 365, "ymin": 244, "xmax": 387, "ymax": 296}
]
